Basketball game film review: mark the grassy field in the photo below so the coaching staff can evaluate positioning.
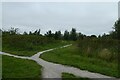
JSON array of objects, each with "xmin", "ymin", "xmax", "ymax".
[
  {"xmin": 62, "ymin": 73, "xmax": 90, "ymax": 80},
  {"xmin": 2, "ymin": 55, "xmax": 42, "ymax": 79},
  {"xmin": 2, "ymin": 35, "xmax": 71, "ymax": 56},
  {"xmin": 2, "ymin": 35, "xmax": 72, "ymax": 79},
  {"xmin": 2, "ymin": 41, "xmax": 70, "ymax": 56},
  {"xmin": 40, "ymin": 44, "xmax": 118, "ymax": 78},
  {"xmin": 2, "ymin": 33, "xmax": 119, "ymax": 78}
]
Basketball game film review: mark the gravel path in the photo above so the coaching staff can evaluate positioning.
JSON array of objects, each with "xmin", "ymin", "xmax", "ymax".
[{"xmin": 0, "ymin": 44, "xmax": 118, "ymax": 80}]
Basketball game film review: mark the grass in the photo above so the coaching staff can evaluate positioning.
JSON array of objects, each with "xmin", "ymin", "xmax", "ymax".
[
  {"xmin": 62, "ymin": 73, "xmax": 77, "ymax": 78},
  {"xmin": 3, "ymin": 35, "xmax": 71, "ymax": 56},
  {"xmin": 2, "ymin": 55, "xmax": 42, "ymax": 79},
  {"xmin": 0, "ymin": 55, "xmax": 1, "ymax": 79},
  {"xmin": 40, "ymin": 44, "xmax": 119, "ymax": 78},
  {"xmin": 77, "ymin": 39, "xmax": 118, "ymax": 61},
  {"xmin": 2, "ymin": 34, "xmax": 119, "ymax": 78},
  {"xmin": 2, "ymin": 35, "xmax": 72, "ymax": 79},
  {"xmin": 62, "ymin": 73, "xmax": 90, "ymax": 80}
]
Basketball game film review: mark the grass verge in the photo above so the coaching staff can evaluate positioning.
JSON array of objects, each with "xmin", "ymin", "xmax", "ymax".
[
  {"xmin": 40, "ymin": 45, "xmax": 118, "ymax": 78},
  {"xmin": 2, "ymin": 55, "xmax": 42, "ymax": 79},
  {"xmin": 62, "ymin": 73, "xmax": 90, "ymax": 80}
]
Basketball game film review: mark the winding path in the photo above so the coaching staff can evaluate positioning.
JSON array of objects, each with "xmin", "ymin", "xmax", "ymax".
[{"xmin": 0, "ymin": 44, "xmax": 118, "ymax": 80}]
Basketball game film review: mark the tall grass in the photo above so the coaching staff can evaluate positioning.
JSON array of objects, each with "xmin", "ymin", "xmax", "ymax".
[
  {"xmin": 2, "ymin": 35, "xmax": 55, "ymax": 51},
  {"xmin": 2, "ymin": 35, "xmax": 70, "ymax": 56},
  {"xmin": 77, "ymin": 39, "xmax": 118, "ymax": 62},
  {"xmin": 2, "ymin": 35, "xmax": 57, "ymax": 56}
]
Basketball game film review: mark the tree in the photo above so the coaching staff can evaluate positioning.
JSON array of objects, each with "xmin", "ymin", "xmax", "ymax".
[
  {"xmin": 90, "ymin": 35, "xmax": 97, "ymax": 38},
  {"xmin": 45, "ymin": 30, "xmax": 54, "ymax": 37},
  {"xmin": 70, "ymin": 28, "xmax": 77, "ymax": 41},
  {"xmin": 57, "ymin": 31, "xmax": 62, "ymax": 40},
  {"xmin": 77, "ymin": 32, "xmax": 85, "ymax": 40},
  {"xmin": 2, "ymin": 30, "xmax": 10, "ymax": 35},
  {"xmin": 101, "ymin": 33, "xmax": 107, "ymax": 39},
  {"xmin": 33, "ymin": 30, "xmax": 38, "ymax": 35},
  {"xmin": 54, "ymin": 31, "xmax": 62, "ymax": 40},
  {"xmin": 32, "ymin": 29, "xmax": 41, "ymax": 35},
  {"xmin": 54, "ymin": 31, "xmax": 59, "ymax": 40},
  {"xmin": 29, "ymin": 31, "xmax": 32, "ymax": 35},
  {"xmin": 9, "ymin": 27, "xmax": 19, "ymax": 35},
  {"xmin": 64, "ymin": 30, "xmax": 69, "ymax": 40},
  {"xmin": 98, "ymin": 35, "xmax": 101, "ymax": 38},
  {"xmin": 114, "ymin": 18, "xmax": 120, "ymax": 40},
  {"xmin": 0, "ymin": 29, "xmax": 2, "ymax": 36},
  {"xmin": 37, "ymin": 29, "xmax": 41, "ymax": 35},
  {"xmin": 23, "ymin": 31, "xmax": 28, "ymax": 35}
]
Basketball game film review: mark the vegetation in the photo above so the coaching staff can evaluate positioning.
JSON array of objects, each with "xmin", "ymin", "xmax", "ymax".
[
  {"xmin": 2, "ymin": 55, "xmax": 42, "ymax": 79},
  {"xmin": 62, "ymin": 73, "xmax": 77, "ymax": 78},
  {"xmin": 2, "ymin": 26, "xmax": 78, "ymax": 56},
  {"xmin": 40, "ymin": 19, "xmax": 120, "ymax": 78},
  {"xmin": 2, "ymin": 18, "xmax": 120, "ymax": 78},
  {"xmin": 62, "ymin": 73, "xmax": 90, "ymax": 80},
  {"xmin": 2, "ymin": 34, "xmax": 70, "ymax": 56},
  {"xmin": 40, "ymin": 44, "xmax": 118, "ymax": 77},
  {"xmin": 77, "ymin": 39, "xmax": 118, "ymax": 61},
  {"xmin": 2, "ymin": 28, "xmax": 71, "ymax": 56},
  {"xmin": 0, "ymin": 56, "xmax": 1, "ymax": 79},
  {"xmin": 110, "ymin": 18, "xmax": 120, "ymax": 40}
]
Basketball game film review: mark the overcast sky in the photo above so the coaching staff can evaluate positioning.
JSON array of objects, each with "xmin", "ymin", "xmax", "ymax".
[{"xmin": 2, "ymin": 2, "xmax": 118, "ymax": 36}]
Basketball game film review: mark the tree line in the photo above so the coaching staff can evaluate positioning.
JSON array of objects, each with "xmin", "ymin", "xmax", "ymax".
[
  {"xmin": 1, "ymin": 18, "xmax": 120, "ymax": 41},
  {"xmin": 2, "ymin": 27, "xmax": 100, "ymax": 41}
]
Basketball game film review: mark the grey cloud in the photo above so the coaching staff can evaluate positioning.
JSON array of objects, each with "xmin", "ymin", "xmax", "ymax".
[{"xmin": 2, "ymin": 2, "xmax": 118, "ymax": 35}]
